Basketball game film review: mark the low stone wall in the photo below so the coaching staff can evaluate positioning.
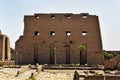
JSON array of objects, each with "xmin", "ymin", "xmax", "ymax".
[
  {"xmin": 29, "ymin": 65, "xmax": 44, "ymax": 79},
  {"xmin": 15, "ymin": 65, "xmax": 29, "ymax": 77},
  {"xmin": 74, "ymin": 70, "xmax": 120, "ymax": 80},
  {"xmin": 0, "ymin": 61, "xmax": 15, "ymax": 66},
  {"xmin": 85, "ymin": 75, "xmax": 104, "ymax": 80},
  {"xmin": 106, "ymin": 76, "xmax": 120, "ymax": 80},
  {"xmin": 74, "ymin": 73, "xmax": 104, "ymax": 80}
]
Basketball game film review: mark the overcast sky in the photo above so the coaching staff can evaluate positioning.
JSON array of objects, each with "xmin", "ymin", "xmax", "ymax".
[{"xmin": 0, "ymin": 0, "xmax": 120, "ymax": 50}]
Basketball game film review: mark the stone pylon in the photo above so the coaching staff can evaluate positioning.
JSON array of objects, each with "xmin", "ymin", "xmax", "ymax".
[{"xmin": 16, "ymin": 13, "xmax": 104, "ymax": 65}]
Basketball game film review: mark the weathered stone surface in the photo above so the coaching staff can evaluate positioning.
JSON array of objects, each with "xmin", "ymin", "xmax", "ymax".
[
  {"xmin": 15, "ymin": 13, "xmax": 104, "ymax": 65},
  {"xmin": 74, "ymin": 70, "xmax": 120, "ymax": 80},
  {"xmin": 0, "ymin": 31, "xmax": 11, "ymax": 61},
  {"xmin": 0, "ymin": 67, "xmax": 120, "ymax": 80},
  {"xmin": 104, "ymin": 55, "xmax": 120, "ymax": 70}
]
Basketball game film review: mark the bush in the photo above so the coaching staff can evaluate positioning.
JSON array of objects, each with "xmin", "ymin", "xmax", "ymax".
[{"xmin": 103, "ymin": 51, "xmax": 113, "ymax": 60}]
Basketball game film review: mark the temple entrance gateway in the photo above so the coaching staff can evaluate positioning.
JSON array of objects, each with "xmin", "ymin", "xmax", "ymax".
[{"xmin": 15, "ymin": 13, "xmax": 104, "ymax": 65}]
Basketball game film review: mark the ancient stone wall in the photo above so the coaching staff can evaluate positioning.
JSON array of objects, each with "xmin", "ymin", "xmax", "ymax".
[
  {"xmin": 104, "ymin": 55, "xmax": 120, "ymax": 70},
  {"xmin": 15, "ymin": 13, "xmax": 103, "ymax": 65}
]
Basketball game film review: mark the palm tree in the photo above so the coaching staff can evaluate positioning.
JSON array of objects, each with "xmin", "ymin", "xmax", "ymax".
[{"xmin": 78, "ymin": 45, "xmax": 86, "ymax": 65}]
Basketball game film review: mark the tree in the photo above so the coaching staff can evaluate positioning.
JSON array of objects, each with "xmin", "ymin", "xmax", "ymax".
[{"xmin": 103, "ymin": 51, "xmax": 113, "ymax": 60}]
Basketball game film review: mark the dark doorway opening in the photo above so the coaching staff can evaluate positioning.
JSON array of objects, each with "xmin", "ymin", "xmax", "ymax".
[
  {"xmin": 34, "ymin": 43, "xmax": 38, "ymax": 64},
  {"xmin": 80, "ymin": 51, "xmax": 87, "ymax": 64},
  {"xmin": 79, "ymin": 45, "xmax": 87, "ymax": 65},
  {"xmin": 50, "ymin": 43, "xmax": 55, "ymax": 64},
  {"xmin": 66, "ymin": 45, "xmax": 70, "ymax": 64}
]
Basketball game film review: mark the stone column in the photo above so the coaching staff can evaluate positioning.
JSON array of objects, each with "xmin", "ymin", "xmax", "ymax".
[
  {"xmin": 6, "ymin": 37, "xmax": 11, "ymax": 61},
  {"xmin": 0, "ymin": 34, "xmax": 11, "ymax": 61},
  {"xmin": 2, "ymin": 36, "xmax": 5, "ymax": 61},
  {"xmin": 0, "ymin": 36, "xmax": 3, "ymax": 60}
]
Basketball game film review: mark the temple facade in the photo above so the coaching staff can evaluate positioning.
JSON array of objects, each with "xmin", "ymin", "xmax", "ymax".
[{"xmin": 15, "ymin": 13, "xmax": 104, "ymax": 65}]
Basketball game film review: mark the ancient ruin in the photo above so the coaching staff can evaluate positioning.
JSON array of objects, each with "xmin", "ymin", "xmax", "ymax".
[
  {"xmin": 0, "ymin": 30, "xmax": 11, "ymax": 61},
  {"xmin": 15, "ymin": 13, "xmax": 104, "ymax": 65}
]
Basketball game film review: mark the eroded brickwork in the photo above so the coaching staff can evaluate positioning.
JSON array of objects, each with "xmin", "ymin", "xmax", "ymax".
[{"xmin": 15, "ymin": 13, "xmax": 104, "ymax": 65}]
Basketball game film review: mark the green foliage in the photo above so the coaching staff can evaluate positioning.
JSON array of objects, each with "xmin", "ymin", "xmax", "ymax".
[
  {"xmin": 111, "ymin": 52, "xmax": 118, "ymax": 57},
  {"xmin": 78, "ymin": 45, "xmax": 86, "ymax": 51},
  {"xmin": 103, "ymin": 51, "xmax": 113, "ymax": 60}
]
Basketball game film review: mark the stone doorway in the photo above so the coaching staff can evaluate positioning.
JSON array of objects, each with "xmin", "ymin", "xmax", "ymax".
[
  {"xmin": 80, "ymin": 51, "xmax": 87, "ymax": 64},
  {"xmin": 79, "ymin": 45, "xmax": 87, "ymax": 65},
  {"xmin": 50, "ymin": 43, "xmax": 56, "ymax": 64},
  {"xmin": 66, "ymin": 45, "xmax": 70, "ymax": 64}
]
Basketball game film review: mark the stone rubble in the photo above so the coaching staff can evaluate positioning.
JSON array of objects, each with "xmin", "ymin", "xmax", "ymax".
[{"xmin": 0, "ymin": 67, "xmax": 119, "ymax": 80}]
